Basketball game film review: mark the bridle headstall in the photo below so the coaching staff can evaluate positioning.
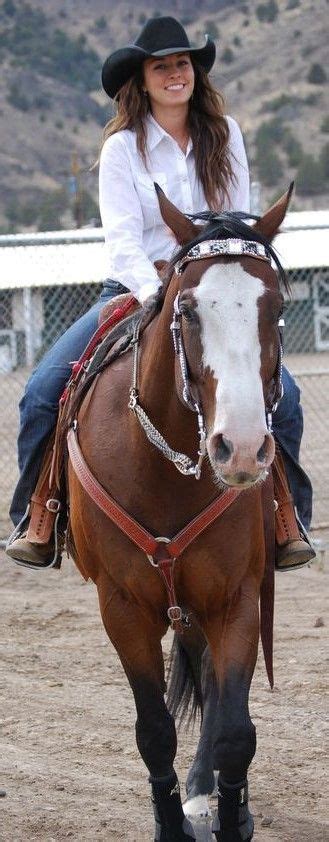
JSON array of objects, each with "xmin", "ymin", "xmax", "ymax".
[{"xmin": 68, "ymin": 237, "xmax": 284, "ymax": 631}]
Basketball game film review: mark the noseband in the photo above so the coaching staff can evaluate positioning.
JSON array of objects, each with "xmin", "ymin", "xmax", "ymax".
[{"xmin": 129, "ymin": 238, "xmax": 284, "ymax": 479}]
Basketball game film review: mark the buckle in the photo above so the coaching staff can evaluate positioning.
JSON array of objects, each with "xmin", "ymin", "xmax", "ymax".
[
  {"xmin": 146, "ymin": 536, "xmax": 171, "ymax": 566},
  {"xmin": 167, "ymin": 606, "xmax": 183, "ymax": 623},
  {"xmin": 46, "ymin": 498, "xmax": 61, "ymax": 513}
]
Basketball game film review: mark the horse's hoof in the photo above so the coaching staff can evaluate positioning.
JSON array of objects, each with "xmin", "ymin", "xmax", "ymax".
[{"xmin": 183, "ymin": 794, "xmax": 212, "ymax": 820}]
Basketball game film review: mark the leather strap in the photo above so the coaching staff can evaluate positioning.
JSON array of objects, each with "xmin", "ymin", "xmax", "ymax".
[
  {"xmin": 27, "ymin": 433, "xmax": 62, "ymax": 544},
  {"xmin": 272, "ymin": 448, "xmax": 300, "ymax": 545},
  {"xmin": 67, "ymin": 425, "xmax": 241, "ymax": 629},
  {"xmin": 67, "ymin": 425, "xmax": 241, "ymax": 561},
  {"xmin": 60, "ymin": 295, "xmax": 137, "ymax": 404},
  {"xmin": 260, "ymin": 473, "xmax": 275, "ymax": 689},
  {"xmin": 67, "ymin": 426, "xmax": 158, "ymax": 556}
]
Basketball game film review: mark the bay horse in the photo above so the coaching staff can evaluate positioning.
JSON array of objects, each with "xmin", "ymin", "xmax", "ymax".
[{"xmin": 67, "ymin": 186, "xmax": 292, "ymax": 842}]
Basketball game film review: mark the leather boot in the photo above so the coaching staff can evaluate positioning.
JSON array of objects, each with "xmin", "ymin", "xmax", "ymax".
[
  {"xmin": 273, "ymin": 448, "xmax": 316, "ymax": 571},
  {"xmin": 6, "ymin": 434, "xmax": 65, "ymax": 570},
  {"xmin": 6, "ymin": 529, "xmax": 63, "ymax": 569}
]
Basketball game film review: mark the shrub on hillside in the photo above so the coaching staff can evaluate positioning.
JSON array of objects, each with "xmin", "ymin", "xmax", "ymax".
[
  {"xmin": 0, "ymin": 4, "xmax": 100, "ymax": 91},
  {"xmin": 256, "ymin": 1, "xmax": 279, "ymax": 23},
  {"xmin": 204, "ymin": 20, "xmax": 220, "ymax": 39},
  {"xmin": 257, "ymin": 148, "xmax": 283, "ymax": 186},
  {"xmin": 296, "ymin": 155, "xmax": 324, "ymax": 194},
  {"xmin": 283, "ymin": 133, "xmax": 303, "ymax": 168},
  {"xmin": 94, "ymin": 16, "xmax": 107, "ymax": 31},
  {"xmin": 6, "ymin": 199, "xmax": 38, "ymax": 226},
  {"xmin": 286, "ymin": 0, "xmax": 300, "ymax": 8},
  {"xmin": 255, "ymin": 118, "xmax": 286, "ymax": 151},
  {"xmin": 3, "ymin": 0, "xmax": 16, "ymax": 15},
  {"xmin": 79, "ymin": 190, "xmax": 100, "ymax": 225},
  {"xmin": 222, "ymin": 47, "xmax": 235, "ymax": 64},
  {"xmin": 307, "ymin": 63, "xmax": 327, "ymax": 84},
  {"xmin": 320, "ymin": 143, "xmax": 329, "ymax": 180},
  {"xmin": 262, "ymin": 94, "xmax": 298, "ymax": 113},
  {"xmin": 37, "ymin": 189, "xmax": 68, "ymax": 231},
  {"xmin": 7, "ymin": 82, "xmax": 30, "ymax": 111},
  {"xmin": 321, "ymin": 116, "xmax": 329, "ymax": 134}
]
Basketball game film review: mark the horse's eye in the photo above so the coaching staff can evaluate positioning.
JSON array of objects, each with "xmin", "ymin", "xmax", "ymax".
[{"xmin": 181, "ymin": 305, "xmax": 198, "ymax": 324}]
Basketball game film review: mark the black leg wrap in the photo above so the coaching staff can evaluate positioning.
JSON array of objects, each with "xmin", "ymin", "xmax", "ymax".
[
  {"xmin": 150, "ymin": 772, "xmax": 196, "ymax": 842},
  {"xmin": 212, "ymin": 777, "xmax": 254, "ymax": 842}
]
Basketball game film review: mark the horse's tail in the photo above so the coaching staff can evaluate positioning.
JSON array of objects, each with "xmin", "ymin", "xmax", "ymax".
[{"xmin": 166, "ymin": 633, "xmax": 203, "ymax": 726}]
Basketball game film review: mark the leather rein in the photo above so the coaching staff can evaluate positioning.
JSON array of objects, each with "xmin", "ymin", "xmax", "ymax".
[{"xmin": 67, "ymin": 238, "xmax": 281, "ymax": 633}]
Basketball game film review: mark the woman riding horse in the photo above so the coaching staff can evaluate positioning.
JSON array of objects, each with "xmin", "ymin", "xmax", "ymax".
[{"xmin": 6, "ymin": 16, "xmax": 313, "ymax": 570}]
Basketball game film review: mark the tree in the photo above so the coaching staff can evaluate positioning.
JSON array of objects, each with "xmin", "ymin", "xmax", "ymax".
[
  {"xmin": 297, "ymin": 155, "xmax": 324, "ymax": 195},
  {"xmin": 307, "ymin": 63, "xmax": 327, "ymax": 85},
  {"xmin": 256, "ymin": 1, "xmax": 279, "ymax": 23},
  {"xmin": 283, "ymin": 132, "xmax": 303, "ymax": 167},
  {"xmin": 321, "ymin": 116, "xmax": 329, "ymax": 134},
  {"xmin": 320, "ymin": 143, "xmax": 329, "ymax": 181},
  {"xmin": 222, "ymin": 47, "xmax": 235, "ymax": 64},
  {"xmin": 257, "ymin": 149, "xmax": 283, "ymax": 186}
]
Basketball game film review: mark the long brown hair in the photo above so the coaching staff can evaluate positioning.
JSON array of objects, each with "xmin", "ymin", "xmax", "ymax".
[{"xmin": 100, "ymin": 60, "xmax": 234, "ymax": 210}]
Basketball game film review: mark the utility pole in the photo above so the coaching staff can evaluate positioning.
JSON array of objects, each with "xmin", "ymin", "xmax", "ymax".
[
  {"xmin": 69, "ymin": 151, "xmax": 83, "ymax": 228},
  {"xmin": 250, "ymin": 181, "xmax": 261, "ymax": 216}
]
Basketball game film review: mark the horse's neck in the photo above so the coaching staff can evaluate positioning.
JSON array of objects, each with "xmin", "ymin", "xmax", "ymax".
[
  {"xmin": 139, "ymin": 281, "xmax": 194, "ymax": 439},
  {"xmin": 140, "ymin": 284, "xmax": 176, "ymax": 401}
]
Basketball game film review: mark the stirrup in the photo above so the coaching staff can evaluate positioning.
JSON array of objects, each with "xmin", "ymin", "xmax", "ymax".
[
  {"xmin": 275, "ymin": 515, "xmax": 316, "ymax": 572},
  {"xmin": 6, "ymin": 509, "xmax": 63, "ymax": 571}
]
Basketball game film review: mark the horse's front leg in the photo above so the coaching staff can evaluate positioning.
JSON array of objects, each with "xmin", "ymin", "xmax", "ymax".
[
  {"xmin": 210, "ymin": 578, "xmax": 259, "ymax": 842},
  {"xmin": 183, "ymin": 643, "xmax": 219, "ymax": 821},
  {"xmin": 190, "ymin": 577, "xmax": 259, "ymax": 841},
  {"xmin": 96, "ymin": 572, "xmax": 196, "ymax": 842}
]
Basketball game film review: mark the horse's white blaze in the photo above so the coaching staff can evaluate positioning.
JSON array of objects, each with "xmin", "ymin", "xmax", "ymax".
[
  {"xmin": 194, "ymin": 263, "xmax": 267, "ymax": 461},
  {"xmin": 183, "ymin": 794, "xmax": 211, "ymax": 819}
]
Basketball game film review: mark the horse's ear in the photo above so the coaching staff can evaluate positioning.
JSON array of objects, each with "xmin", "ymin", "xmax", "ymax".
[
  {"xmin": 154, "ymin": 183, "xmax": 202, "ymax": 245},
  {"xmin": 253, "ymin": 182, "xmax": 294, "ymax": 242}
]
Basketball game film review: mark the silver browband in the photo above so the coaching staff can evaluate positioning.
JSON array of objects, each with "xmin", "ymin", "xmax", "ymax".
[{"xmin": 174, "ymin": 238, "xmax": 271, "ymax": 275}]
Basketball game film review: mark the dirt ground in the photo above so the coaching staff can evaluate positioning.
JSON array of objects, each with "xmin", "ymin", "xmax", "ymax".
[{"xmin": 0, "ymin": 548, "xmax": 328, "ymax": 842}]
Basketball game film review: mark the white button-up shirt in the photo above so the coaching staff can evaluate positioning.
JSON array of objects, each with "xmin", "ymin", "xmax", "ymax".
[{"xmin": 99, "ymin": 114, "xmax": 250, "ymax": 303}]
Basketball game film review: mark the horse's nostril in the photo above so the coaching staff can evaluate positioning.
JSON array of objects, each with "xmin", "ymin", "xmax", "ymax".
[
  {"xmin": 257, "ymin": 442, "xmax": 266, "ymax": 463},
  {"xmin": 257, "ymin": 434, "xmax": 272, "ymax": 465},
  {"xmin": 216, "ymin": 434, "xmax": 234, "ymax": 464}
]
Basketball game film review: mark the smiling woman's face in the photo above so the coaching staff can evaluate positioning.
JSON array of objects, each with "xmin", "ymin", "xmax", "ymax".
[{"xmin": 142, "ymin": 52, "xmax": 195, "ymax": 113}]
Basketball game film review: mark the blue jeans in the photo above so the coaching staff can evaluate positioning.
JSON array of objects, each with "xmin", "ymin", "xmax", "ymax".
[
  {"xmin": 10, "ymin": 280, "xmax": 127, "ymax": 527},
  {"xmin": 10, "ymin": 291, "xmax": 312, "ymax": 531},
  {"xmin": 272, "ymin": 367, "xmax": 312, "ymax": 530}
]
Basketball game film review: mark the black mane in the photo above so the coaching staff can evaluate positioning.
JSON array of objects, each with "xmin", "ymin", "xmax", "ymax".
[{"xmin": 168, "ymin": 211, "xmax": 290, "ymax": 295}]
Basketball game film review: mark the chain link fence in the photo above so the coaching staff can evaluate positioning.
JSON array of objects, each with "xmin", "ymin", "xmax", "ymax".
[{"xmin": 0, "ymin": 229, "xmax": 328, "ymax": 538}]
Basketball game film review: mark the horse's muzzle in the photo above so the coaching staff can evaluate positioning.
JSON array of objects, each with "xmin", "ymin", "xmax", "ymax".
[{"xmin": 208, "ymin": 431, "xmax": 275, "ymax": 487}]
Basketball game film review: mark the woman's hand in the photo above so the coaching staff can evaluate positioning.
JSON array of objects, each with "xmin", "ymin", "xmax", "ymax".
[{"xmin": 99, "ymin": 293, "xmax": 139, "ymax": 325}]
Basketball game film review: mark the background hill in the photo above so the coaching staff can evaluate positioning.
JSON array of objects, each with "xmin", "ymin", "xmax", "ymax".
[{"xmin": 0, "ymin": 0, "xmax": 328, "ymax": 231}]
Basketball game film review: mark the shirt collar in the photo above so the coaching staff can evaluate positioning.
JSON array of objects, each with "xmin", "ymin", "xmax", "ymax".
[{"xmin": 146, "ymin": 114, "xmax": 192, "ymax": 155}]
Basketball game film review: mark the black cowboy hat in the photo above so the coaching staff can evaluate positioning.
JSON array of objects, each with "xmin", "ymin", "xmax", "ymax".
[{"xmin": 101, "ymin": 16, "xmax": 216, "ymax": 100}]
